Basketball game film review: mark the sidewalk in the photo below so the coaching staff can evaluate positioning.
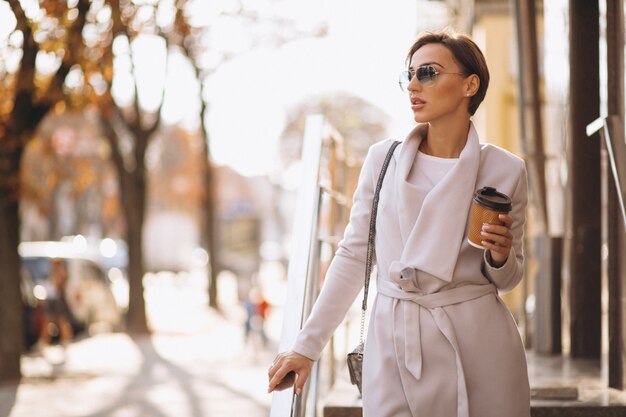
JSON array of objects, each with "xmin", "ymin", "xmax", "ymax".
[{"xmin": 0, "ymin": 272, "xmax": 276, "ymax": 417}]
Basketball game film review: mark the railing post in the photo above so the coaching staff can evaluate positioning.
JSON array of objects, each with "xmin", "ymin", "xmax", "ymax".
[
  {"xmin": 270, "ymin": 115, "xmax": 324, "ymax": 417},
  {"xmin": 271, "ymin": 114, "xmax": 361, "ymax": 416},
  {"xmin": 587, "ymin": 115, "xmax": 626, "ymax": 389}
]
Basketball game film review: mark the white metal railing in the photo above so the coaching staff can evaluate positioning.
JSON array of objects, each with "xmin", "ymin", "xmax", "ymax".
[
  {"xmin": 587, "ymin": 115, "xmax": 626, "ymax": 229},
  {"xmin": 270, "ymin": 115, "xmax": 359, "ymax": 417}
]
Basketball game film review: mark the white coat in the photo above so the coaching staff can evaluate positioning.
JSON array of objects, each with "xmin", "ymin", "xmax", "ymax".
[{"xmin": 293, "ymin": 123, "xmax": 531, "ymax": 417}]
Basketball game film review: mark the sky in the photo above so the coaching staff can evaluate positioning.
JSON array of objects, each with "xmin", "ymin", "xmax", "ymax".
[
  {"xmin": 183, "ymin": 0, "xmax": 421, "ymax": 176},
  {"xmin": 0, "ymin": 0, "xmax": 421, "ymax": 177}
]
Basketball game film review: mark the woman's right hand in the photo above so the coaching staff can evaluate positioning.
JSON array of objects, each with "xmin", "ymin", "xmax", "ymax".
[{"xmin": 267, "ymin": 351, "xmax": 314, "ymax": 396}]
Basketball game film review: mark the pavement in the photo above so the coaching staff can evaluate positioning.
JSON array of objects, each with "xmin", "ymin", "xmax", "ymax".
[
  {"xmin": 4, "ymin": 268, "xmax": 626, "ymax": 417},
  {"xmin": 0, "ymin": 270, "xmax": 279, "ymax": 417}
]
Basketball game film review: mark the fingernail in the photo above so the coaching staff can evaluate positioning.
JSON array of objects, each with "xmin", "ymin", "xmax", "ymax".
[{"xmin": 295, "ymin": 388, "xmax": 302, "ymax": 396}]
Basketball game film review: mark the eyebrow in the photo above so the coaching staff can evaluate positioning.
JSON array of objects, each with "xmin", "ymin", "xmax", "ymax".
[{"xmin": 409, "ymin": 62, "xmax": 445, "ymax": 70}]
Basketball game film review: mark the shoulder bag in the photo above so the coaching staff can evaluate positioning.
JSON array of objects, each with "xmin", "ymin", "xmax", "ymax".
[{"xmin": 347, "ymin": 140, "xmax": 401, "ymax": 395}]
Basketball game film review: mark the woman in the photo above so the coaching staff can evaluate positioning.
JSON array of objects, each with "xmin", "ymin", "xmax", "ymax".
[{"xmin": 268, "ymin": 30, "xmax": 530, "ymax": 417}]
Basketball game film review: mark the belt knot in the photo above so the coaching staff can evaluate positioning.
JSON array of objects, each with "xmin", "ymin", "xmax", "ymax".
[{"xmin": 389, "ymin": 261, "xmax": 420, "ymax": 292}]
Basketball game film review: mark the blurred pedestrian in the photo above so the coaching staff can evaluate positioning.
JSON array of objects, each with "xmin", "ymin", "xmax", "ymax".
[
  {"xmin": 37, "ymin": 259, "xmax": 73, "ymax": 350},
  {"xmin": 244, "ymin": 286, "xmax": 269, "ymax": 349},
  {"xmin": 268, "ymin": 29, "xmax": 530, "ymax": 417}
]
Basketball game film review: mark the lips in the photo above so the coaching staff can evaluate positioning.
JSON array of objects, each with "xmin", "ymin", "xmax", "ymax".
[{"xmin": 410, "ymin": 97, "xmax": 425, "ymax": 110}]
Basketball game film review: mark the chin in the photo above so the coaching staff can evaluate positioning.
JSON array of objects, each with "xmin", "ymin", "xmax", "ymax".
[{"xmin": 413, "ymin": 114, "xmax": 429, "ymax": 123}]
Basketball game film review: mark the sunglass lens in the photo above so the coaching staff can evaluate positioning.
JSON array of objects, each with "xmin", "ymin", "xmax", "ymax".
[
  {"xmin": 417, "ymin": 66, "xmax": 437, "ymax": 84},
  {"xmin": 399, "ymin": 71, "xmax": 410, "ymax": 91}
]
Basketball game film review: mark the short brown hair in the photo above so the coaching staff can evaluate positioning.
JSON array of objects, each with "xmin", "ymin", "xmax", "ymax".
[{"xmin": 406, "ymin": 30, "xmax": 489, "ymax": 116}]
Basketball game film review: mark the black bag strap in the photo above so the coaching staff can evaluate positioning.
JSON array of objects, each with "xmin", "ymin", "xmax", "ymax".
[{"xmin": 358, "ymin": 140, "xmax": 401, "ymax": 344}]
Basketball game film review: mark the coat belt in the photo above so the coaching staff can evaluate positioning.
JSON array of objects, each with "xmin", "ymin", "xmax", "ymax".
[{"xmin": 377, "ymin": 269, "xmax": 497, "ymax": 417}]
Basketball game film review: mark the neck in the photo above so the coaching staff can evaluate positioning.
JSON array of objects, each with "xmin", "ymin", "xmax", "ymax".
[{"xmin": 420, "ymin": 118, "xmax": 471, "ymax": 158}]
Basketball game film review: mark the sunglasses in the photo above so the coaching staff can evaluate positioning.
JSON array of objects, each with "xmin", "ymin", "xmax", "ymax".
[{"xmin": 398, "ymin": 65, "xmax": 467, "ymax": 91}]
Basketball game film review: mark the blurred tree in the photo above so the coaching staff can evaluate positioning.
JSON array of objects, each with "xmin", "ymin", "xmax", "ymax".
[
  {"xmin": 32, "ymin": 0, "xmax": 189, "ymax": 333},
  {"xmin": 20, "ymin": 110, "xmax": 122, "ymax": 241},
  {"xmin": 280, "ymin": 93, "xmax": 388, "ymax": 165},
  {"xmin": 0, "ymin": 0, "xmax": 92, "ymax": 382},
  {"xmin": 167, "ymin": 1, "xmax": 220, "ymax": 308},
  {"xmin": 1, "ymin": 0, "xmax": 177, "ymax": 372},
  {"xmin": 94, "ymin": 0, "xmax": 171, "ymax": 334},
  {"xmin": 278, "ymin": 94, "xmax": 388, "ymax": 243},
  {"xmin": 1, "ymin": 0, "xmax": 160, "ymax": 340},
  {"xmin": 0, "ymin": 1, "xmax": 330, "ymax": 381},
  {"xmin": 143, "ymin": 125, "xmax": 204, "ymax": 273},
  {"xmin": 168, "ymin": 0, "xmax": 327, "ymax": 309},
  {"xmin": 147, "ymin": 125, "xmax": 203, "ymax": 216}
]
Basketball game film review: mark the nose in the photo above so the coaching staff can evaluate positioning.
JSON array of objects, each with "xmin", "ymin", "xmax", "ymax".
[{"xmin": 407, "ymin": 74, "xmax": 421, "ymax": 92}]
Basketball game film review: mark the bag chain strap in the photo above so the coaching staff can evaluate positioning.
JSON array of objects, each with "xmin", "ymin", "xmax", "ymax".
[{"xmin": 358, "ymin": 140, "xmax": 401, "ymax": 346}]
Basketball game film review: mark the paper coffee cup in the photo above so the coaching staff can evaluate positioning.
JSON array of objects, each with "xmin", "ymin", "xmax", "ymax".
[{"xmin": 467, "ymin": 187, "xmax": 512, "ymax": 249}]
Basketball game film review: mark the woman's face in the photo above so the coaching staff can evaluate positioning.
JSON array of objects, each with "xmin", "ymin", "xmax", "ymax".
[{"xmin": 406, "ymin": 43, "xmax": 473, "ymax": 124}]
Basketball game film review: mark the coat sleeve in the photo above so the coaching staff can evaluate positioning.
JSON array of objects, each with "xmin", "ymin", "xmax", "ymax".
[
  {"xmin": 481, "ymin": 161, "xmax": 528, "ymax": 293},
  {"xmin": 291, "ymin": 142, "xmax": 386, "ymax": 360}
]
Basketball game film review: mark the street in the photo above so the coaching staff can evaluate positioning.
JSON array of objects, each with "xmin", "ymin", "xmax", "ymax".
[{"xmin": 0, "ymin": 270, "xmax": 278, "ymax": 417}]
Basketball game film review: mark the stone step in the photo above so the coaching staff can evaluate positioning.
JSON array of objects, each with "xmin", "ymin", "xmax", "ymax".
[
  {"xmin": 322, "ymin": 377, "xmax": 626, "ymax": 417},
  {"xmin": 531, "ymin": 406, "xmax": 626, "ymax": 417}
]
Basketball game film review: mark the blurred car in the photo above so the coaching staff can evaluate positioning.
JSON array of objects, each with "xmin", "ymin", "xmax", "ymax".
[
  {"xmin": 59, "ymin": 235, "xmax": 129, "ymax": 310},
  {"xmin": 20, "ymin": 241, "xmax": 124, "ymax": 348}
]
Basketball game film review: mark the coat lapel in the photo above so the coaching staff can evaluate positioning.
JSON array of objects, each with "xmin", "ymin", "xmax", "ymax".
[
  {"xmin": 394, "ymin": 124, "xmax": 428, "ymax": 244},
  {"xmin": 395, "ymin": 123, "xmax": 480, "ymax": 282}
]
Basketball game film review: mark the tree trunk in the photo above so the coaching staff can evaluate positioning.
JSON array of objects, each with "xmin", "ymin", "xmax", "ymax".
[
  {"xmin": 0, "ymin": 199, "xmax": 24, "ymax": 382},
  {"xmin": 204, "ymin": 160, "xmax": 219, "ymax": 309},
  {"xmin": 0, "ymin": 67, "xmax": 58, "ymax": 386},
  {"xmin": 0, "ymin": 137, "xmax": 25, "ymax": 382},
  {"xmin": 49, "ymin": 186, "xmax": 61, "ymax": 240},
  {"xmin": 119, "ymin": 158, "xmax": 149, "ymax": 334},
  {"xmin": 0, "ymin": 0, "xmax": 89, "ymax": 383},
  {"xmin": 99, "ymin": 114, "xmax": 150, "ymax": 334},
  {"xmin": 198, "ymin": 100, "xmax": 219, "ymax": 310}
]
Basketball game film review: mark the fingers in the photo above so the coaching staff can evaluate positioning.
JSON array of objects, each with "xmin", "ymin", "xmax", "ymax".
[
  {"xmin": 480, "ymin": 215, "xmax": 513, "ymax": 267},
  {"xmin": 481, "ymin": 215, "xmax": 513, "ymax": 250},
  {"xmin": 293, "ymin": 367, "xmax": 312, "ymax": 396},
  {"xmin": 481, "ymin": 239, "xmax": 510, "ymax": 255},
  {"xmin": 274, "ymin": 370, "xmax": 296, "ymax": 392},
  {"xmin": 497, "ymin": 213, "xmax": 513, "ymax": 227},
  {"xmin": 267, "ymin": 356, "xmax": 291, "ymax": 393},
  {"xmin": 267, "ymin": 352, "xmax": 314, "ymax": 395},
  {"xmin": 480, "ymin": 232, "xmax": 512, "ymax": 252}
]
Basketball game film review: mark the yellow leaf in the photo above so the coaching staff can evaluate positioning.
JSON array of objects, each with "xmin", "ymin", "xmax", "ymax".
[{"xmin": 54, "ymin": 101, "xmax": 67, "ymax": 114}]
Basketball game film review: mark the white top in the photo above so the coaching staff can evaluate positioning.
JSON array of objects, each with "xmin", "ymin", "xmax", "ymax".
[{"xmin": 409, "ymin": 150, "xmax": 459, "ymax": 190}]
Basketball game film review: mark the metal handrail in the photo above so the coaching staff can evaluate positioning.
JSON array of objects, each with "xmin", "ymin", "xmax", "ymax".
[
  {"xmin": 586, "ymin": 115, "xmax": 626, "ymax": 229},
  {"xmin": 270, "ymin": 115, "xmax": 360, "ymax": 417}
]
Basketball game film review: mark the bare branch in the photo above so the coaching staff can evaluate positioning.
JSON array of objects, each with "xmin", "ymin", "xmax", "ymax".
[
  {"xmin": 128, "ymin": 51, "xmax": 142, "ymax": 133},
  {"xmin": 6, "ymin": 0, "xmax": 28, "ymax": 32},
  {"xmin": 47, "ymin": 0, "xmax": 91, "ymax": 103},
  {"xmin": 99, "ymin": 107, "xmax": 126, "ymax": 176},
  {"xmin": 8, "ymin": 0, "xmax": 37, "ymax": 94}
]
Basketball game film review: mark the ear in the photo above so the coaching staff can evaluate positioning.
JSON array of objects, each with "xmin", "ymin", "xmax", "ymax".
[{"xmin": 464, "ymin": 74, "xmax": 480, "ymax": 97}]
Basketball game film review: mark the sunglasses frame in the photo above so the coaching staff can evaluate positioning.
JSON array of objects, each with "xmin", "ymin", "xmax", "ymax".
[{"xmin": 398, "ymin": 65, "xmax": 467, "ymax": 91}]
